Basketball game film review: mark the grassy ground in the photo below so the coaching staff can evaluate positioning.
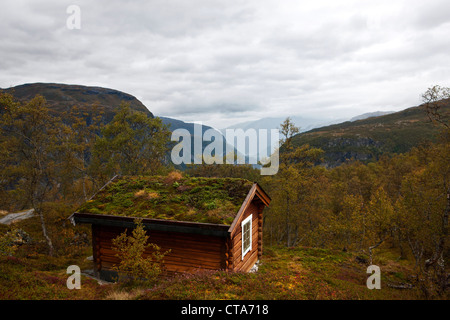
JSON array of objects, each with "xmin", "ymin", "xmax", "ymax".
[
  {"xmin": 0, "ymin": 205, "xmax": 438, "ymax": 300},
  {"xmin": 135, "ymin": 246, "xmax": 421, "ymax": 300},
  {"xmin": 0, "ymin": 232, "xmax": 424, "ymax": 300}
]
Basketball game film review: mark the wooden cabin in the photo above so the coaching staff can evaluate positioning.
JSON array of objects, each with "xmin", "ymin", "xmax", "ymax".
[{"xmin": 69, "ymin": 174, "xmax": 270, "ymax": 281}]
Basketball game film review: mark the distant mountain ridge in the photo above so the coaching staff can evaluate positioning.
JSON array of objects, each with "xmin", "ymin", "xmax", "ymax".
[
  {"xmin": 219, "ymin": 113, "xmax": 395, "ymax": 160},
  {"xmin": 350, "ymin": 111, "xmax": 395, "ymax": 122},
  {"xmin": 160, "ymin": 116, "xmax": 244, "ymax": 166},
  {"xmin": 221, "ymin": 115, "xmax": 345, "ymax": 133},
  {"xmin": 160, "ymin": 116, "xmax": 219, "ymax": 136}
]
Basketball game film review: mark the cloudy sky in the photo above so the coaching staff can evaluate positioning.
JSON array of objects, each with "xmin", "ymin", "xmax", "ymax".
[{"xmin": 1, "ymin": 0, "xmax": 449, "ymax": 128}]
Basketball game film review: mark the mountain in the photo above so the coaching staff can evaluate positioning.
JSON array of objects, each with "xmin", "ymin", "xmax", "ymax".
[
  {"xmin": 350, "ymin": 111, "xmax": 395, "ymax": 122},
  {"xmin": 222, "ymin": 116, "xmax": 324, "ymax": 132},
  {"xmin": 6, "ymin": 82, "xmax": 438, "ymax": 169},
  {"xmin": 220, "ymin": 116, "xmax": 348, "ymax": 163},
  {"xmin": 289, "ymin": 100, "xmax": 449, "ymax": 167},
  {"xmin": 221, "ymin": 115, "xmax": 346, "ymax": 134},
  {"xmin": 160, "ymin": 116, "xmax": 242, "ymax": 166},
  {"xmin": 219, "ymin": 112, "xmax": 400, "ymax": 164},
  {"xmin": 1, "ymin": 82, "xmax": 240, "ymax": 167},
  {"xmin": 160, "ymin": 116, "xmax": 220, "ymax": 136},
  {"xmin": 1, "ymin": 83, "xmax": 153, "ymax": 123}
]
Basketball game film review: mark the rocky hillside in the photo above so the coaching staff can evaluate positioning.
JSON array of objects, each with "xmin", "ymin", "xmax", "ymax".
[{"xmin": 290, "ymin": 100, "xmax": 450, "ymax": 167}]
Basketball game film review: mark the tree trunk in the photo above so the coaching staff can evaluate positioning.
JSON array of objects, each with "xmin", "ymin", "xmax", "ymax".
[
  {"xmin": 37, "ymin": 208, "xmax": 54, "ymax": 256},
  {"xmin": 286, "ymin": 196, "xmax": 291, "ymax": 247},
  {"xmin": 423, "ymin": 187, "xmax": 449, "ymax": 296},
  {"xmin": 82, "ymin": 175, "xmax": 88, "ymax": 201},
  {"xmin": 368, "ymin": 236, "xmax": 386, "ymax": 265}
]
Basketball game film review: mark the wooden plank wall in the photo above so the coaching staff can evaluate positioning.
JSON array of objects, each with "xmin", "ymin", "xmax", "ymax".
[
  {"xmin": 92, "ymin": 224, "xmax": 227, "ymax": 275},
  {"xmin": 229, "ymin": 200, "xmax": 261, "ymax": 272}
]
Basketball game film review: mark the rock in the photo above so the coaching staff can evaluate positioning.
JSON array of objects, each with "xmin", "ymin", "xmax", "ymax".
[
  {"xmin": 13, "ymin": 229, "xmax": 32, "ymax": 245},
  {"xmin": 249, "ymin": 260, "xmax": 260, "ymax": 273}
]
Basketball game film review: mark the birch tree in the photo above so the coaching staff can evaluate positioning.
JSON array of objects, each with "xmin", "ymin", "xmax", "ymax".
[{"xmin": 0, "ymin": 93, "xmax": 60, "ymax": 255}]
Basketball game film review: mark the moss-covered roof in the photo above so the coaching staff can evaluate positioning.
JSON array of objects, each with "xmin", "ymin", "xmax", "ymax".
[{"xmin": 76, "ymin": 174, "xmax": 255, "ymax": 225}]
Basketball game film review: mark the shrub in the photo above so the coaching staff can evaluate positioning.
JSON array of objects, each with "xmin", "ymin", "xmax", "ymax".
[
  {"xmin": 0, "ymin": 229, "xmax": 19, "ymax": 256},
  {"xmin": 111, "ymin": 219, "xmax": 170, "ymax": 285}
]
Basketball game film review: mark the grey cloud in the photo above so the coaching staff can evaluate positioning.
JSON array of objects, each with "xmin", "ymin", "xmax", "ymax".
[
  {"xmin": 167, "ymin": 101, "xmax": 260, "ymax": 116},
  {"xmin": 407, "ymin": 0, "xmax": 450, "ymax": 29},
  {"xmin": 0, "ymin": 0, "xmax": 449, "ymax": 129}
]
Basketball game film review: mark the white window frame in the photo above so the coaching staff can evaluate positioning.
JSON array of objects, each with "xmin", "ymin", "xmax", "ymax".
[{"xmin": 241, "ymin": 214, "xmax": 252, "ymax": 260}]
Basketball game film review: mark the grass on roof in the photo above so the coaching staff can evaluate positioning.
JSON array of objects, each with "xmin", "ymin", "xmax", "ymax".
[{"xmin": 76, "ymin": 173, "xmax": 254, "ymax": 225}]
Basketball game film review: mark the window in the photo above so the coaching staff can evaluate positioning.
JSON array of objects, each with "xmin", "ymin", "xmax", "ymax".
[{"xmin": 241, "ymin": 214, "xmax": 252, "ymax": 259}]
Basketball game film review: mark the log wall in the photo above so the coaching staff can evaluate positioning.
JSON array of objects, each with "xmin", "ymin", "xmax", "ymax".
[
  {"xmin": 92, "ymin": 224, "xmax": 227, "ymax": 278},
  {"xmin": 228, "ymin": 200, "xmax": 263, "ymax": 272}
]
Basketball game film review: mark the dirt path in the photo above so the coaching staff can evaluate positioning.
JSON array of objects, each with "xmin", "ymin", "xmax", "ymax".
[{"xmin": 0, "ymin": 209, "xmax": 35, "ymax": 225}]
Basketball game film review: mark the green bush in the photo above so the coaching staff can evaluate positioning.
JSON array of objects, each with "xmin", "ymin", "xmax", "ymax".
[
  {"xmin": 0, "ymin": 229, "xmax": 18, "ymax": 256},
  {"xmin": 111, "ymin": 219, "xmax": 170, "ymax": 285}
]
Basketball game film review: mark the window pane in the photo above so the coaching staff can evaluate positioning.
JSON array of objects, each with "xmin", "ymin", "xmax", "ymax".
[
  {"xmin": 241, "ymin": 215, "xmax": 252, "ymax": 259},
  {"xmin": 243, "ymin": 221, "xmax": 250, "ymax": 251}
]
